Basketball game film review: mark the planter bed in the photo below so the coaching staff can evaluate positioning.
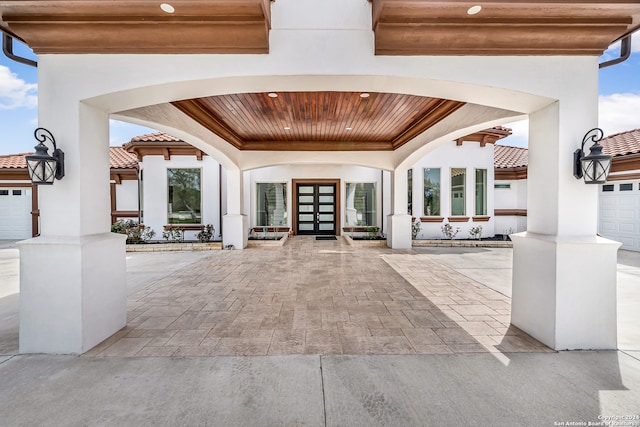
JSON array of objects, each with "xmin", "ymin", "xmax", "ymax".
[
  {"xmin": 126, "ymin": 241, "xmax": 222, "ymax": 252},
  {"xmin": 343, "ymin": 235, "xmax": 388, "ymax": 247},
  {"xmin": 247, "ymin": 233, "xmax": 289, "ymax": 248},
  {"xmin": 412, "ymin": 239, "xmax": 512, "ymax": 248}
]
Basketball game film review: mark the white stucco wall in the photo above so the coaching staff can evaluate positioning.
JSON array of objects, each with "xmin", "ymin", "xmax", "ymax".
[
  {"xmin": 494, "ymin": 178, "xmax": 528, "ymax": 234},
  {"xmin": 410, "ymin": 141, "xmax": 495, "ymax": 239},
  {"xmin": 140, "ymin": 155, "xmax": 221, "ymax": 241},
  {"xmin": 114, "ymin": 179, "xmax": 139, "ymax": 212},
  {"xmin": 247, "ymin": 164, "xmax": 385, "ymax": 235}
]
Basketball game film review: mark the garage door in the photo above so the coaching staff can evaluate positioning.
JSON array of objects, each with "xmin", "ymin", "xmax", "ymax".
[
  {"xmin": 599, "ymin": 182, "xmax": 640, "ymax": 251},
  {"xmin": 0, "ymin": 188, "xmax": 32, "ymax": 240}
]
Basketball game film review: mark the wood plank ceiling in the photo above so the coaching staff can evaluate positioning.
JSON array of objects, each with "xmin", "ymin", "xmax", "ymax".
[
  {"xmin": 172, "ymin": 92, "xmax": 465, "ymax": 151},
  {"xmin": 0, "ymin": 0, "xmax": 273, "ymax": 54},
  {"xmin": 372, "ymin": 0, "xmax": 640, "ymax": 55}
]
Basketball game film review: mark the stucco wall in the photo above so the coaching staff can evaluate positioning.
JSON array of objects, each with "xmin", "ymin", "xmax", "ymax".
[
  {"xmin": 114, "ymin": 179, "xmax": 139, "ymax": 212},
  {"xmin": 410, "ymin": 141, "xmax": 495, "ymax": 239},
  {"xmin": 140, "ymin": 155, "xmax": 221, "ymax": 241}
]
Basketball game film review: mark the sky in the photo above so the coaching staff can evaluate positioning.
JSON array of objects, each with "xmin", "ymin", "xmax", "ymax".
[{"xmin": 1, "ymin": 33, "xmax": 639, "ymax": 155}]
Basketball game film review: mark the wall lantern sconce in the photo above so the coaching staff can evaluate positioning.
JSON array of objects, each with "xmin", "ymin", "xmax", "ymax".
[
  {"xmin": 25, "ymin": 128, "xmax": 65, "ymax": 185},
  {"xmin": 573, "ymin": 128, "xmax": 612, "ymax": 184}
]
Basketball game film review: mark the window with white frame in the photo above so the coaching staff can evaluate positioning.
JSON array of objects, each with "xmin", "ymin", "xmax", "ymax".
[
  {"xmin": 167, "ymin": 168, "xmax": 202, "ymax": 224},
  {"xmin": 257, "ymin": 183, "xmax": 287, "ymax": 226},
  {"xmin": 423, "ymin": 168, "xmax": 441, "ymax": 216},
  {"xmin": 345, "ymin": 182, "xmax": 376, "ymax": 226},
  {"xmin": 451, "ymin": 168, "xmax": 466, "ymax": 216},
  {"xmin": 475, "ymin": 169, "xmax": 487, "ymax": 216}
]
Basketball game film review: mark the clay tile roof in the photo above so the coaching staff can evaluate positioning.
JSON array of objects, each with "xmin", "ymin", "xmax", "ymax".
[
  {"xmin": 0, "ymin": 148, "xmax": 138, "ymax": 170},
  {"xmin": 494, "ymin": 145, "xmax": 528, "ymax": 169},
  {"xmin": 601, "ymin": 129, "xmax": 640, "ymax": 157},
  {"xmin": 109, "ymin": 146, "xmax": 139, "ymax": 169},
  {"xmin": 129, "ymin": 132, "xmax": 183, "ymax": 143},
  {"xmin": 0, "ymin": 153, "xmax": 29, "ymax": 169}
]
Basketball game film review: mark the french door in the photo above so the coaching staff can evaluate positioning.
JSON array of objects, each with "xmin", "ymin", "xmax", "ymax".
[{"xmin": 295, "ymin": 182, "xmax": 337, "ymax": 235}]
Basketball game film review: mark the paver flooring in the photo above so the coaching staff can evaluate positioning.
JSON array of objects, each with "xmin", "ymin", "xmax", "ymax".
[{"xmin": 85, "ymin": 237, "xmax": 552, "ymax": 357}]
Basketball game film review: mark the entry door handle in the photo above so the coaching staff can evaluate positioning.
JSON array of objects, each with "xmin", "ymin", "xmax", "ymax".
[{"xmin": 316, "ymin": 213, "xmax": 320, "ymax": 223}]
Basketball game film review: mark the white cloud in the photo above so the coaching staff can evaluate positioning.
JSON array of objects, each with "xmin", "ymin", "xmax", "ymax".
[
  {"xmin": 0, "ymin": 65, "xmax": 37, "ymax": 110},
  {"xmin": 599, "ymin": 92, "xmax": 640, "ymax": 135}
]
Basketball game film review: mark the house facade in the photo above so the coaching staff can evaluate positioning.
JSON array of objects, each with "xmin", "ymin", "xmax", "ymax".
[
  {"xmin": 2, "ymin": 0, "xmax": 637, "ymax": 354},
  {"xmin": 1, "ymin": 127, "xmax": 516, "ymax": 241}
]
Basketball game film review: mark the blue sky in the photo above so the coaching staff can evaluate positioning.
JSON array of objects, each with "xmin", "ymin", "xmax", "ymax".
[{"xmin": 1, "ymin": 34, "xmax": 639, "ymax": 154}]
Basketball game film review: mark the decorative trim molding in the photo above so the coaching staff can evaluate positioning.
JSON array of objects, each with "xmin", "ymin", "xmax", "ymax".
[
  {"xmin": 472, "ymin": 216, "xmax": 491, "ymax": 222},
  {"xmin": 447, "ymin": 216, "xmax": 470, "ymax": 223},
  {"xmin": 494, "ymin": 168, "xmax": 528, "ymax": 180},
  {"xmin": 495, "ymin": 209, "xmax": 527, "ymax": 217},
  {"xmin": 420, "ymin": 216, "xmax": 444, "ymax": 223}
]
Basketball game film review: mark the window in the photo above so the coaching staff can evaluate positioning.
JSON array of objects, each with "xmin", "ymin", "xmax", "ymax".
[
  {"xmin": 257, "ymin": 183, "xmax": 287, "ymax": 226},
  {"xmin": 451, "ymin": 168, "xmax": 466, "ymax": 216},
  {"xmin": 345, "ymin": 183, "xmax": 376, "ymax": 226},
  {"xmin": 620, "ymin": 183, "xmax": 633, "ymax": 191},
  {"xmin": 167, "ymin": 168, "xmax": 201, "ymax": 224},
  {"xmin": 0, "ymin": 190, "xmax": 8, "ymax": 196},
  {"xmin": 475, "ymin": 169, "xmax": 487, "ymax": 216},
  {"xmin": 495, "ymin": 183, "xmax": 511, "ymax": 189},
  {"xmin": 423, "ymin": 168, "xmax": 441, "ymax": 216},
  {"xmin": 602, "ymin": 185, "xmax": 614, "ymax": 192},
  {"xmin": 407, "ymin": 169, "xmax": 413, "ymax": 214},
  {"xmin": 12, "ymin": 190, "xmax": 22, "ymax": 196}
]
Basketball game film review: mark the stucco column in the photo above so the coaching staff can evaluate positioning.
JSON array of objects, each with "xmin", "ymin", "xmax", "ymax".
[
  {"xmin": 387, "ymin": 168, "xmax": 412, "ymax": 249},
  {"xmin": 18, "ymin": 76, "xmax": 126, "ymax": 354},
  {"xmin": 511, "ymin": 70, "xmax": 620, "ymax": 350},
  {"xmin": 222, "ymin": 167, "xmax": 248, "ymax": 249}
]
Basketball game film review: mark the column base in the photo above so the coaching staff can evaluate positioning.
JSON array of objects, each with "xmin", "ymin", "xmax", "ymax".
[
  {"xmin": 387, "ymin": 214, "xmax": 412, "ymax": 249},
  {"xmin": 18, "ymin": 232, "xmax": 127, "ymax": 354},
  {"xmin": 222, "ymin": 214, "xmax": 248, "ymax": 249},
  {"xmin": 511, "ymin": 232, "xmax": 621, "ymax": 350}
]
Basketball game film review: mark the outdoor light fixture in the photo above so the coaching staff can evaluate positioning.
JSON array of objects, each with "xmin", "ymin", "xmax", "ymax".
[
  {"xmin": 573, "ymin": 128, "xmax": 612, "ymax": 184},
  {"xmin": 25, "ymin": 128, "xmax": 65, "ymax": 185}
]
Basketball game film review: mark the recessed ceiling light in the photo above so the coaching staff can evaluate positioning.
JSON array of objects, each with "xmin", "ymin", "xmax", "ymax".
[
  {"xmin": 160, "ymin": 3, "xmax": 175, "ymax": 13},
  {"xmin": 346, "ymin": 127, "xmax": 353, "ymax": 131},
  {"xmin": 268, "ymin": 92, "xmax": 278, "ymax": 98},
  {"xmin": 360, "ymin": 93, "xmax": 370, "ymax": 98},
  {"xmin": 467, "ymin": 5, "xmax": 482, "ymax": 15},
  {"xmin": 284, "ymin": 126, "xmax": 291, "ymax": 130}
]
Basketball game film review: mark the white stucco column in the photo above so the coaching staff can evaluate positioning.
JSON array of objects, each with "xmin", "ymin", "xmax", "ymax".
[
  {"xmin": 222, "ymin": 167, "xmax": 248, "ymax": 249},
  {"xmin": 511, "ymin": 69, "xmax": 621, "ymax": 350},
  {"xmin": 18, "ymin": 79, "xmax": 127, "ymax": 354},
  {"xmin": 387, "ymin": 168, "xmax": 412, "ymax": 249}
]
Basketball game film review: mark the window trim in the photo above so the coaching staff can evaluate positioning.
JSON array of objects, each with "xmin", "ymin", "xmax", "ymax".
[
  {"xmin": 345, "ymin": 181, "xmax": 377, "ymax": 227},
  {"xmin": 423, "ymin": 167, "xmax": 441, "ymax": 217},
  {"xmin": 450, "ymin": 167, "xmax": 466, "ymax": 217},
  {"xmin": 256, "ymin": 182, "xmax": 288, "ymax": 227},
  {"xmin": 166, "ymin": 167, "xmax": 202, "ymax": 225}
]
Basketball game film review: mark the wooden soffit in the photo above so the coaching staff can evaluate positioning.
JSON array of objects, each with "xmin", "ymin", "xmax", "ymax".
[
  {"xmin": 172, "ymin": 92, "xmax": 465, "ymax": 151},
  {"xmin": 0, "ymin": 0, "xmax": 272, "ymax": 54},
  {"xmin": 372, "ymin": 0, "xmax": 640, "ymax": 55}
]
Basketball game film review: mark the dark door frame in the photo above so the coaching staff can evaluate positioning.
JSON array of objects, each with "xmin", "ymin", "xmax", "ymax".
[{"xmin": 292, "ymin": 178, "xmax": 341, "ymax": 236}]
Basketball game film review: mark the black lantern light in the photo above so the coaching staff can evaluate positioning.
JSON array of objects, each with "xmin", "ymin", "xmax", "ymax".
[
  {"xmin": 573, "ymin": 128, "xmax": 612, "ymax": 184},
  {"xmin": 25, "ymin": 128, "xmax": 65, "ymax": 185}
]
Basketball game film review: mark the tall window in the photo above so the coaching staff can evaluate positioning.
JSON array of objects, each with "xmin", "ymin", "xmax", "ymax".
[
  {"xmin": 475, "ymin": 169, "xmax": 487, "ymax": 216},
  {"xmin": 345, "ymin": 183, "xmax": 376, "ymax": 226},
  {"xmin": 407, "ymin": 169, "xmax": 413, "ymax": 214},
  {"xmin": 257, "ymin": 183, "xmax": 287, "ymax": 226},
  {"xmin": 423, "ymin": 168, "xmax": 441, "ymax": 216},
  {"xmin": 451, "ymin": 168, "xmax": 466, "ymax": 216},
  {"xmin": 167, "ymin": 168, "xmax": 201, "ymax": 224}
]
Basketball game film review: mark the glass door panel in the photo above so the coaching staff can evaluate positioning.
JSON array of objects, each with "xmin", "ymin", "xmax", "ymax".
[{"xmin": 296, "ymin": 183, "xmax": 336, "ymax": 235}]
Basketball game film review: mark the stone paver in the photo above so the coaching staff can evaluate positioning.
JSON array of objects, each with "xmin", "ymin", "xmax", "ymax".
[{"xmin": 87, "ymin": 237, "xmax": 552, "ymax": 357}]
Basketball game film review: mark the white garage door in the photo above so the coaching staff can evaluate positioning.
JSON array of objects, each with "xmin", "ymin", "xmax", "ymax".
[
  {"xmin": 599, "ymin": 182, "xmax": 640, "ymax": 251},
  {"xmin": 0, "ymin": 187, "xmax": 32, "ymax": 240}
]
